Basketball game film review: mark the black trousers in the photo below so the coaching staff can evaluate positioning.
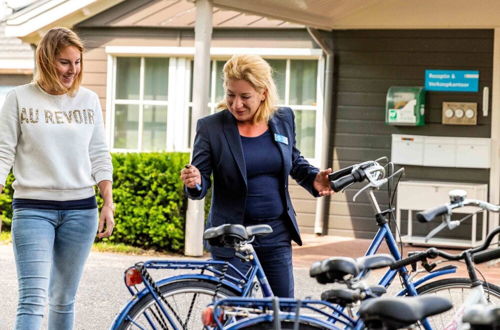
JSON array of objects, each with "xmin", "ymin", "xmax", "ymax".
[{"xmin": 212, "ymin": 244, "xmax": 294, "ymax": 298}]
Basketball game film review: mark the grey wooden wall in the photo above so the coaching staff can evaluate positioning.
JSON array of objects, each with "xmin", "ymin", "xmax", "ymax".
[{"xmin": 328, "ymin": 30, "xmax": 493, "ymax": 239}]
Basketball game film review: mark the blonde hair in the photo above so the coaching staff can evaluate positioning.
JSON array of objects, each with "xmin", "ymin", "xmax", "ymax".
[
  {"xmin": 218, "ymin": 55, "xmax": 279, "ymax": 123},
  {"xmin": 34, "ymin": 27, "xmax": 84, "ymax": 95}
]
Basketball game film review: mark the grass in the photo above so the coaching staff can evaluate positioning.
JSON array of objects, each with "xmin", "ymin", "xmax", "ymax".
[
  {"xmin": 92, "ymin": 241, "xmax": 164, "ymax": 255},
  {"xmin": 0, "ymin": 230, "xmax": 11, "ymax": 244}
]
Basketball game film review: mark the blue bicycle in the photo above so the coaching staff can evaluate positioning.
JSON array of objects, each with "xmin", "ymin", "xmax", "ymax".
[
  {"xmin": 203, "ymin": 253, "xmax": 455, "ymax": 329},
  {"xmin": 111, "ymin": 223, "xmax": 277, "ymax": 329},
  {"xmin": 111, "ymin": 158, "xmax": 495, "ymax": 329}
]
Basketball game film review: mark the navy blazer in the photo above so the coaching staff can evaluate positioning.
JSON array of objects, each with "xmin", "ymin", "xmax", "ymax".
[{"xmin": 186, "ymin": 107, "xmax": 319, "ymax": 254}]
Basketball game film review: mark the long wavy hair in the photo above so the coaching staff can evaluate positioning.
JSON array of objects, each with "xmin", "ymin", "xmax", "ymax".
[{"xmin": 34, "ymin": 27, "xmax": 84, "ymax": 96}]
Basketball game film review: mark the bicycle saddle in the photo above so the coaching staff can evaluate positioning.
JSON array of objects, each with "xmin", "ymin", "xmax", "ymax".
[
  {"xmin": 359, "ymin": 296, "xmax": 452, "ymax": 329},
  {"xmin": 463, "ymin": 305, "xmax": 500, "ymax": 328},
  {"xmin": 246, "ymin": 224, "xmax": 273, "ymax": 237},
  {"xmin": 203, "ymin": 224, "xmax": 248, "ymax": 247},
  {"xmin": 320, "ymin": 285, "xmax": 386, "ymax": 307},
  {"xmin": 310, "ymin": 254, "xmax": 395, "ymax": 284}
]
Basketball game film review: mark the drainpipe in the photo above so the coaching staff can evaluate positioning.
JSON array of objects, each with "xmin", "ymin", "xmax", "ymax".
[
  {"xmin": 307, "ymin": 28, "xmax": 334, "ymax": 235},
  {"xmin": 184, "ymin": 0, "xmax": 213, "ymax": 256}
]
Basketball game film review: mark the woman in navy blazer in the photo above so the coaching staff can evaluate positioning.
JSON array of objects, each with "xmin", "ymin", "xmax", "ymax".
[{"xmin": 181, "ymin": 54, "xmax": 333, "ymax": 297}]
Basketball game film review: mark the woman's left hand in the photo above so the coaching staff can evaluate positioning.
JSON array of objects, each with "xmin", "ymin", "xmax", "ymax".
[
  {"xmin": 97, "ymin": 204, "xmax": 115, "ymax": 238},
  {"xmin": 313, "ymin": 168, "xmax": 334, "ymax": 196}
]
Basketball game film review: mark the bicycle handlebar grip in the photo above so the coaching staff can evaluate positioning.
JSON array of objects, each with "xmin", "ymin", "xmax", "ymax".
[
  {"xmin": 416, "ymin": 205, "xmax": 449, "ymax": 223},
  {"xmin": 390, "ymin": 251, "xmax": 428, "ymax": 270},
  {"xmin": 472, "ymin": 247, "xmax": 500, "ymax": 264},
  {"xmin": 330, "ymin": 169, "xmax": 365, "ymax": 192},
  {"xmin": 328, "ymin": 165, "xmax": 354, "ymax": 181}
]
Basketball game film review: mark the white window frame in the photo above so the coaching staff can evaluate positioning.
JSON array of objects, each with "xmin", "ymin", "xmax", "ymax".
[{"xmin": 105, "ymin": 47, "xmax": 324, "ymax": 164}]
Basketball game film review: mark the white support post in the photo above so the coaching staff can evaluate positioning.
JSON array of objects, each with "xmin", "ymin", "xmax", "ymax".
[
  {"xmin": 184, "ymin": 0, "xmax": 213, "ymax": 256},
  {"xmin": 490, "ymin": 29, "xmax": 500, "ymax": 239}
]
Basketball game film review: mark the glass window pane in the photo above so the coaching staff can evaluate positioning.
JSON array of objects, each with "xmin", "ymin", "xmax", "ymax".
[
  {"xmin": 267, "ymin": 59, "xmax": 286, "ymax": 104},
  {"xmin": 289, "ymin": 60, "xmax": 317, "ymax": 106},
  {"xmin": 214, "ymin": 60, "xmax": 225, "ymax": 102},
  {"xmin": 144, "ymin": 57, "xmax": 169, "ymax": 101},
  {"xmin": 294, "ymin": 110, "xmax": 316, "ymax": 158},
  {"xmin": 116, "ymin": 57, "xmax": 140, "ymax": 100},
  {"xmin": 142, "ymin": 105, "xmax": 168, "ymax": 151},
  {"xmin": 114, "ymin": 104, "xmax": 139, "ymax": 149}
]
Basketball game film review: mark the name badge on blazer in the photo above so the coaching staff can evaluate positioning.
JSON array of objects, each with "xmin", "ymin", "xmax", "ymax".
[{"xmin": 274, "ymin": 133, "xmax": 288, "ymax": 145}]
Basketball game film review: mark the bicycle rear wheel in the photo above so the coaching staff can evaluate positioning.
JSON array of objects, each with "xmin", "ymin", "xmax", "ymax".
[
  {"xmin": 416, "ymin": 278, "xmax": 500, "ymax": 329},
  {"xmin": 115, "ymin": 279, "xmax": 239, "ymax": 330}
]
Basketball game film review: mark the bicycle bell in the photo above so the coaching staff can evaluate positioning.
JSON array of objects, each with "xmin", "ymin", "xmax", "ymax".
[{"xmin": 449, "ymin": 189, "xmax": 467, "ymax": 203}]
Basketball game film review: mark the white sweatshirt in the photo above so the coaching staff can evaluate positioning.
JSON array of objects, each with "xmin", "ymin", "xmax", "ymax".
[{"xmin": 0, "ymin": 83, "xmax": 113, "ymax": 201}]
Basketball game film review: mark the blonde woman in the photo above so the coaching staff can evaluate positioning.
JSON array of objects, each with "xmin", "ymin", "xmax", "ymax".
[
  {"xmin": 0, "ymin": 27, "xmax": 114, "ymax": 329},
  {"xmin": 181, "ymin": 54, "xmax": 333, "ymax": 297}
]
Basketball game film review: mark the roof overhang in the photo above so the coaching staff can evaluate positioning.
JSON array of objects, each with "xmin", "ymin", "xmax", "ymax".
[
  {"xmin": 8, "ymin": 0, "xmax": 500, "ymax": 45},
  {"xmin": 213, "ymin": 0, "xmax": 500, "ymax": 30},
  {"xmin": 5, "ymin": 0, "xmax": 125, "ymax": 43}
]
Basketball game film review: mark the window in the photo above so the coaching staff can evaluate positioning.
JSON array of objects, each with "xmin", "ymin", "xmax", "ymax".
[
  {"xmin": 110, "ymin": 57, "xmax": 191, "ymax": 152},
  {"xmin": 107, "ymin": 48, "xmax": 322, "ymax": 161},
  {"xmin": 204, "ymin": 59, "xmax": 320, "ymax": 159}
]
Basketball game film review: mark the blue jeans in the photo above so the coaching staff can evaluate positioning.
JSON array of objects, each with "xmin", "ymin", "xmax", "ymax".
[{"xmin": 12, "ymin": 208, "xmax": 98, "ymax": 330}]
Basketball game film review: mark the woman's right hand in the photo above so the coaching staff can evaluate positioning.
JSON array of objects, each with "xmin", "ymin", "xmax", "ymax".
[
  {"xmin": 180, "ymin": 165, "xmax": 202, "ymax": 189},
  {"xmin": 0, "ymin": 184, "xmax": 3, "ymax": 194}
]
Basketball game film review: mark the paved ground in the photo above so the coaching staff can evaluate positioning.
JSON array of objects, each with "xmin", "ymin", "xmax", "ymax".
[{"xmin": 0, "ymin": 234, "xmax": 498, "ymax": 329}]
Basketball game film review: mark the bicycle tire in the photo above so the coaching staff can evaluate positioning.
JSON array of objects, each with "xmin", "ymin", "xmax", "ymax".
[
  {"xmin": 237, "ymin": 320, "xmax": 328, "ymax": 329},
  {"xmin": 416, "ymin": 278, "xmax": 500, "ymax": 329},
  {"xmin": 115, "ymin": 279, "xmax": 239, "ymax": 330}
]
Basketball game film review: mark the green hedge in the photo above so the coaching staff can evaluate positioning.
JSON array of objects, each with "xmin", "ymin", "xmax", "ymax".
[
  {"xmin": 1, "ymin": 152, "xmax": 210, "ymax": 253},
  {"xmin": 0, "ymin": 173, "xmax": 14, "ymax": 230}
]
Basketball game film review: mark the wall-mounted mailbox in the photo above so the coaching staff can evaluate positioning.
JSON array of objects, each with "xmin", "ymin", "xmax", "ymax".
[
  {"xmin": 392, "ymin": 134, "xmax": 491, "ymax": 168},
  {"xmin": 386, "ymin": 86, "xmax": 425, "ymax": 126}
]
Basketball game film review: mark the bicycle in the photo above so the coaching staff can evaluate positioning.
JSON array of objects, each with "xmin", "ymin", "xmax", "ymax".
[
  {"xmin": 203, "ymin": 253, "xmax": 455, "ymax": 329},
  {"xmin": 204, "ymin": 226, "xmax": 500, "ymax": 329},
  {"xmin": 204, "ymin": 158, "xmax": 500, "ymax": 329},
  {"xmin": 111, "ymin": 158, "xmax": 498, "ymax": 329},
  {"xmin": 110, "ymin": 224, "xmax": 277, "ymax": 329}
]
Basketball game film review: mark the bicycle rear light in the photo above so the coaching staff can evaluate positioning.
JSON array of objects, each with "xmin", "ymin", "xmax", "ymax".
[
  {"xmin": 201, "ymin": 307, "xmax": 215, "ymax": 326},
  {"xmin": 202, "ymin": 307, "xmax": 223, "ymax": 327},
  {"xmin": 125, "ymin": 267, "xmax": 143, "ymax": 286}
]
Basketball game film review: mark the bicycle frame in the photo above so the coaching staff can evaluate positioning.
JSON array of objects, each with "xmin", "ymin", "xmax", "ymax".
[{"xmin": 111, "ymin": 248, "xmax": 274, "ymax": 329}]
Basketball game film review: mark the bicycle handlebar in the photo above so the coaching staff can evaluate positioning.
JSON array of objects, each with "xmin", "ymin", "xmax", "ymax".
[
  {"xmin": 472, "ymin": 247, "xmax": 500, "ymax": 264},
  {"xmin": 417, "ymin": 199, "xmax": 500, "ymax": 223},
  {"xmin": 329, "ymin": 168, "xmax": 366, "ymax": 192},
  {"xmin": 416, "ymin": 205, "xmax": 450, "ymax": 223},
  {"xmin": 390, "ymin": 226, "xmax": 500, "ymax": 269}
]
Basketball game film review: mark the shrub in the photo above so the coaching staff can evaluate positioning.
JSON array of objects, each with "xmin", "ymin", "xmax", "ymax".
[
  {"xmin": 1, "ymin": 152, "xmax": 205, "ymax": 253},
  {"xmin": 100, "ymin": 152, "xmax": 190, "ymax": 252},
  {"xmin": 0, "ymin": 173, "xmax": 14, "ymax": 230}
]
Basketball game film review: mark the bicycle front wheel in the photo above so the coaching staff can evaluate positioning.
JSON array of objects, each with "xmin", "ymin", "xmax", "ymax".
[
  {"xmin": 115, "ymin": 279, "xmax": 239, "ymax": 330},
  {"xmin": 416, "ymin": 278, "xmax": 500, "ymax": 329}
]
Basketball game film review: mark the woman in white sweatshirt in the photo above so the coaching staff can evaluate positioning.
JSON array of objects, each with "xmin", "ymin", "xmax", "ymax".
[{"xmin": 0, "ymin": 27, "xmax": 114, "ymax": 330}]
